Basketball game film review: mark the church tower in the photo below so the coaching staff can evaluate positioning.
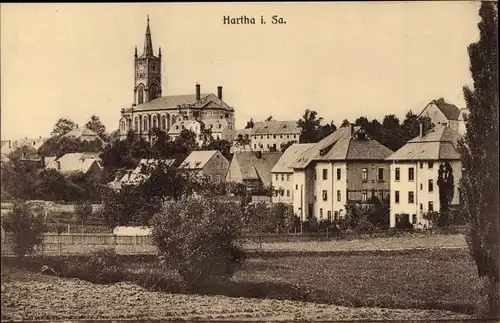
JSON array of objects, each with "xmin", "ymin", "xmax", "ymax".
[{"xmin": 133, "ymin": 16, "xmax": 162, "ymax": 106}]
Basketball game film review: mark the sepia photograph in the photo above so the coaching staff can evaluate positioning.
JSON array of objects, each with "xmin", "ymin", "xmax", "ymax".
[{"xmin": 1, "ymin": 2, "xmax": 498, "ymax": 322}]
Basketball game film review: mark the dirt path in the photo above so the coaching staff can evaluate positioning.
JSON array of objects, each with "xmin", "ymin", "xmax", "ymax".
[{"xmin": 1, "ymin": 268, "xmax": 472, "ymax": 321}]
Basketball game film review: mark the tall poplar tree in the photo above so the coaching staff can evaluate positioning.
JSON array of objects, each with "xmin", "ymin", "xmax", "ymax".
[{"xmin": 457, "ymin": 2, "xmax": 499, "ymax": 317}]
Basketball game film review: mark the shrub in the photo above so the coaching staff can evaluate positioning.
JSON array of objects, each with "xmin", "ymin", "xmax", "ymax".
[
  {"xmin": 133, "ymin": 267, "xmax": 183, "ymax": 293},
  {"xmin": 74, "ymin": 200, "xmax": 93, "ymax": 227},
  {"xmin": 3, "ymin": 201, "xmax": 46, "ymax": 259},
  {"xmin": 150, "ymin": 195, "xmax": 245, "ymax": 287}
]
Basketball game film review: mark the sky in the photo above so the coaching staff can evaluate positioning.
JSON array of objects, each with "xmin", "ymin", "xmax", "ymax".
[{"xmin": 1, "ymin": 2, "xmax": 481, "ymax": 140}]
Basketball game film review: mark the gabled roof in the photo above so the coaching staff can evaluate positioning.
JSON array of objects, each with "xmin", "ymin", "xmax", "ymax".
[
  {"xmin": 252, "ymin": 120, "xmax": 301, "ymax": 135},
  {"xmin": 419, "ymin": 98, "xmax": 462, "ymax": 121},
  {"xmin": 63, "ymin": 127, "xmax": 103, "ymax": 142},
  {"xmin": 291, "ymin": 126, "xmax": 394, "ymax": 169},
  {"xmin": 120, "ymin": 158, "xmax": 175, "ymax": 184},
  {"xmin": 271, "ymin": 143, "xmax": 315, "ymax": 173},
  {"xmin": 386, "ymin": 125, "xmax": 461, "ymax": 161},
  {"xmin": 179, "ymin": 150, "xmax": 221, "ymax": 169},
  {"xmin": 45, "ymin": 152, "xmax": 102, "ymax": 175},
  {"xmin": 128, "ymin": 93, "xmax": 232, "ymax": 112},
  {"xmin": 168, "ymin": 120, "xmax": 201, "ymax": 134},
  {"xmin": 231, "ymin": 152, "xmax": 283, "ymax": 187},
  {"xmin": 201, "ymin": 119, "xmax": 228, "ymax": 133}
]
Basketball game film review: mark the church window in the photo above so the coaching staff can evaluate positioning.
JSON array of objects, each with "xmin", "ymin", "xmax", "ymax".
[
  {"xmin": 143, "ymin": 116, "xmax": 149, "ymax": 131},
  {"xmin": 161, "ymin": 115, "xmax": 167, "ymax": 130},
  {"xmin": 152, "ymin": 115, "xmax": 158, "ymax": 128},
  {"xmin": 137, "ymin": 86, "xmax": 144, "ymax": 104}
]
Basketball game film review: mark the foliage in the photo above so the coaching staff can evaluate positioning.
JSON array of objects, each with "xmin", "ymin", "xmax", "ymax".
[
  {"xmin": 457, "ymin": 2, "xmax": 499, "ymax": 317},
  {"xmin": 280, "ymin": 140, "xmax": 297, "ymax": 152},
  {"xmin": 244, "ymin": 201, "xmax": 272, "ymax": 233},
  {"xmin": 150, "ymin": 195, "xmax": 245, "ymax": 286},
  {"xmin": 1, "ymin": 148, "xmax": 41, "ymax": 200},
  {"xmin": 297, "ymin": 109, "xmax": 336, "ymax": 143},
  {"xmin": 437, "ymin": 162, "xmax": 455, "ymax": 220},
  {"xmin": 85, "ymin": 115, "xmax": 108, "ymax": 142},
  {"xmin": 202, "ymin": 139, "xmax": 232, "ymax": 160},
  {"xmin": 343, "ymin": 200, "xmax": 389, "ymax": 231},
  {"xmin": 265, "ymin": 115, "xmax": 273, "ymax": 121},
  {"xmin": 74, "ymin": 200, "xmax": 93, "ymax": 226},
  {"xmin": 340, "ymin": 119, "xmax": 350, "ymax": 127},
  {"xmin": 60, "ymin": 249, "xmax": 125, "ymax": 284},
  {"xmin": 50, "ymin": 118, "xmax": 78, "ymax": 137},
  {"xmin": 245, "ymin": 118, "xmax": 255, "ymax": 129},
  {"xmin": 38, "ymin": 136, "xmax": 103, "ymax": 158},
  {"xmin": 3, "ymin": 201, "xmax": 46, "ymax": 259}
]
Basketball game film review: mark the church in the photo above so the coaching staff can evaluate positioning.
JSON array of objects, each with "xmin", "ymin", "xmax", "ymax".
[{"xmin": 118, "ymin": 17, "xmax": 236, "ymax": 142}]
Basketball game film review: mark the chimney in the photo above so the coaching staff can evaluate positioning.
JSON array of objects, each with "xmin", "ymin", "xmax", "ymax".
[
  {"xmin": 195, "ymin": 83, "xmax": 201, "ymax": 102},
  {"xmin": 350, "ymin": 123, "xmax": 355, "ymax": 135},
  {"xmin": 419, "ymin": 123, "xmax": 423, "ymax": 137},
  {"xmin": 217, "ymin": 86, "xmax": 223, "ymax": 100}
]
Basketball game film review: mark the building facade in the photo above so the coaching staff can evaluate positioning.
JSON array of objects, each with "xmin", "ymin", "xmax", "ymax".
[
  {"xmin": 226, "ymin": 151, "xmax": 282, "ymax": 191},
  {"xmin": 418, "ymin": 98, "xmax": 467, "ymax": 135},
  {"xmin": 118, "ymin": 18, "xmax": 236, "ymax": 142},
  {"xmin": 289, "ymin": 125, "xmax": 393, "ymax": 221},
  {"xmin": 386, "ymin": 125, "xmax": 462, "ymax": 228},
  {"xmin": 239, "ymin": 120, "xmax": 301, "ymax": 152},
  {"xmin": 179, "ymin": 150, "xmax": 229, "ymax": 184}
]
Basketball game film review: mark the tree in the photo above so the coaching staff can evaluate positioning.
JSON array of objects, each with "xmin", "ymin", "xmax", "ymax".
[
  {"xmin": 340, "ymin": 119, "xmax": 350, "ymax": 127},
  {"xmin": 203, "ymin": 139, "xmax": 232, "ymax": 160},
  {"xmin": 0, "ymin": 147, "xmax": 40, "ymax": 200},
  {"xmin": 86, "ymin": 115, "xmax": 108, "ymax": 142},
  {"xmin": 38, "ymin": 136, "xmax": 103, "ymax": 158},
  {"xmin": 74, "ymin": 200, "xmax": 93, "ymax": 230},
  {"xmin": 297, "ymin": 109, "xmax": 323, "ymax": 143},
  {"xmin": 317, "ymin": 121, "xmax": 337, "ymax": 141},
  {"xmin": 457, "ymin": 2, "xmax": 499, "ymax": 317},
  {"xmin": 265, "ymin": 115, "xmax": 273, "ymax": 121},
  {"xmin": 51, "ymin": 118, "xmax": 78, "ymax": 137},
  {"xmin": 150, "ymin": 195, "xmax": 245, "ymax": 286},
  {"xmin": 245, "ymin": 118, "xmax": 255, "ymax": 129},
  {"xmin": 3, "ymin": 201, "xmax": 46, "ymax": 259},
  {"xmin": 280, "ymin": 140, "xmax": 297, "ymax": 152},
  {"xmin": 437, "ymin": 162, "xmax": 454, "ymax": 225},
  {"xmin": 400, "ymin": 110, "xmax": 434, "ymax": 142}
]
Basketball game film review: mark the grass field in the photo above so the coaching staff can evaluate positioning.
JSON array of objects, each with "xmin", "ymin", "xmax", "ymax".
[{"xmin": 1, "ymin": 247, "xmax": 484, "ymax": 320}]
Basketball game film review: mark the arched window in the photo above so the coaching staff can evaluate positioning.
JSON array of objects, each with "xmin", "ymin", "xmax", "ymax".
[
  {"xmin": 161, "ymin": 115, "xmax": 167, "ymax": 130},
  {"xmin": 143, "ymin": 115, "xmax": 149, "ymax": 131},
  {"xmin": 152, "ymin": 115, "xmax": 158, "ymax": 129},
  {"xmin": 120, "ymin": 120, "xmax": 126, "ymax": 132},
  {"xmin": 134, "ymin": 116, "xmax": 140, "ymax": 131},
  {"xmin": 137, "ymin": 85, "xmax": 144, "ymax": 104}
]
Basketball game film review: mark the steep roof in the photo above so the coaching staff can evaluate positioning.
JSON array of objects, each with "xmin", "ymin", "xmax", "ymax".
[
  {"xmin": 128, "ymin": 93, "xmax": 232, "ymax": 112},
  {"xmin": 291, "ymin": 126, "xmax": 394, "ymax": 169},
  {"xmin": 271, "ymin": 143, "xmax": 315, "ymax": 173},
  {"xmin": 231, "ymin": 152, "xmax": 283, "ymax": 187},
  {"xmin": 179, "ymin": 150, "xmax": 220, "ymax": 169},
  {"xmin": 386, "ymin": 126, "xmax": 461, "ymax": 161},
  {"xmin": 252, "ymin": 120, "xmax": 301, "ymax": 135},
  {"xmin": 45, "ymin": 152, "xmax": 102, "ymax": 175},
  {"xmin": 63, "ymin": 127, "xmax": 103, "ymax": 142},
  {"xmin": 419, "ymin": 98, "xmax": 462, "ymax": 121}
]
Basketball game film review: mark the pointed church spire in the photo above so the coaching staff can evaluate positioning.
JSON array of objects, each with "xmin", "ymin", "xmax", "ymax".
[{"xmin": 143, "ymin": 15, "xmax": 154, "ymax": 56}]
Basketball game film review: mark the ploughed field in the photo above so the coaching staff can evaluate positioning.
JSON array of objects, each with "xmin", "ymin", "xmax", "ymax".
[{"xmin": 1, "ymin": 248, "xmax": 481, "ymax": 321}]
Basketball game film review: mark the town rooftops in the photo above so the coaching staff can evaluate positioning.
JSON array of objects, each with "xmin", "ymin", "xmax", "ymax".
[
  {"xmin": 120, "ymin": 158, "xmax": 175, "ymax": 184},
  {"xmin": 290, "ymin": 125, "xmax": 394, "ymax": 169},
  {"xmin": 168, "ymin": 120, "xmax": 201, "ymax": 134},
  {"xmin": 420, "ymin": 98, "xmax": 462, "ymax": 121},
  {"xmin": 386, "ymin": 125, "xmax": 461, "ymax": 161},
  {"xmin": 271, "ymin": 143, "xmax": 316, "ymax": 173},
  {"xmin": 179, "ymin": 150, "xmax": 221, "ymax": 169},
  {"xmin": 252, "ymin": 120, "xmax": 301, "ymax": 135},
  {"xmin": 45, "ymin": 152, "xmax": 102, "ymax": 175},
  {"xmin": 63, "ymin": 127, "xmax": 104, "ymax": 142},
  {"xmin": 230, "ymin": 151, "xmax": 283, "ymax": 187},
  {"xmin": 124, "ymin": 93, "xmax": 233, "ymax": 113},
  {"xmin": 201, "ymin": 119, "xmax": 228, "ymax": 132}
]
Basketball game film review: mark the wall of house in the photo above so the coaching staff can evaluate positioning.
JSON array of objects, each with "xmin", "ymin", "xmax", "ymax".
[
  {"xmin": 251, "ymin": 132, "xmax": 300, "ymax": 152},
  {"xmin": 346, "ymin": 162, "xmax": 391, "ymax": 202},
  {"xmin": 225, "ymin": 158, "xmax": 242, "ymax": 183},
  {"xmin": 201, "ymin": 152, "xmax": 229, "ymax": 183},
  {"xmin": 292, "ymin": 168, "xmax": 315, "ymax": 221},
  {"xmin": 271, "ymin": 172, "xmax": 294, "ymax": 205},
  {"xmin": 389, "ymin": 162, "xmax": 419, "ymax": 227},
  {"xmin": 312, "ymin": 162, "xmax": 348, "ymax": 221},
  {"xmin": 389, "ymin": 159, "xmax": 462, "ymax": 228}
]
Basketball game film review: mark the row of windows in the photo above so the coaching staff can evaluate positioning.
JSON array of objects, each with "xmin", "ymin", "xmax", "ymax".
[
  {"xmin": 274, "ymin": 189, "xmax": 291, "ymax": 197},
  {"xmin": 394, "ymin": 163, "xmax": 435, "ymax": 182},
  {"xmin": 394, "ymin": 191, "xmax": 435, "ymax": 209},
  {"xmin": 254, "ymin": 134, "xmax": 298, "ymax": 140},
  {"xmin": 314, "ymin": 168, "xmax": 384, "ymax": 181},
  {"xmin": 275, "ymin": 174, "xmax": 292, "ymax": 181}
]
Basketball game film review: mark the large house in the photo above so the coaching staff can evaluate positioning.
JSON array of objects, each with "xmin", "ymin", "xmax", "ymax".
[
  {"xmin": 118, "ymin": 17, "xmax": 235, "ymax": 142},
  {"xmin": 179, "ymin": 150, "xmax": 229, "ymax": 183},
  {"xmin": 271, "ymin": 143, "xmax": 315, "ymax": 205},
  {"xmin": 418, "ymin": 98, "xmax": 467, "ymax": 135},
  {"xmin": 226, "ymin": 151, "xmax": 282, "ymax": 191},
  {"xmin": 167, "ymin": 120, "xmax": 203, "ymax": 145},
  {"xmin": 385, "ymin": 125, "xmax": 462, "ymax": 228},
  {"xmin": 234, "ymin": 120, "xmax": 301, "ymax": 152},
  {"xmin": 289, "ymin": 125, "xmax": 394, "ymax": 221},
  {"xmin": 45, "ymin": 152, "xmax": 103, "ymax": 177}
]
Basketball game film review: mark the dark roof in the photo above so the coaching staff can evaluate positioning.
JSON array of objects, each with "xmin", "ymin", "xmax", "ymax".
[
  {"xmin": 252, "ymin": 120, "xmax": 301, "ymax": 135},
  {"xmin": 127, "ymin": 93, "xmax": 232, "ymax": 112},
  {"xmin": 231, "ymin": 152, "xmax": 283, "ymax": 187},
  {"xmin": 386, "ymin": 126, "xmax": 461, "ymax": 161},
  {"xmin": 291, "ymin": 126, "xmax": 394, "ymax": 169},
  {"xmin": 420, "ymin": 98, "xmax": 462, "ymax": 120}
]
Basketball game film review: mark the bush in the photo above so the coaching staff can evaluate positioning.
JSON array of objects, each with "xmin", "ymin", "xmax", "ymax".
[
  {"xmin": 61, "ymin": 249, "xmax": 125, "ymax": 284},
  {"xmin": 133, "ymin": 267, "xmax": 183, "ymax": 293},
  {"xmin": 150, "ymin": 195, "xmax": 245, "ymax": 286},
  {"xmin": 3, "ymin": 201, "xmax": 46, "ymax": 259},
  {"xmin": 74, "ymin": 200, "xmax": 93, "ymax": 227}
]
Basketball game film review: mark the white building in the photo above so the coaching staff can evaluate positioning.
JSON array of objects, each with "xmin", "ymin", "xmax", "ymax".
[
  {"xmin": 237, "ymin": 120, "xmax": 301, "ymax": 152},
  {"xmin": 418, "ymin": 98, "xmax": 467, "ymax": 135},
  {"xmin": 386, "ymin": 125, "xmax": 462, "ymax": 228},
  {"xmin": 271, "ymin": 143, "xmax": 315, "ymax": 205},
  {"xmin": 288, "ymin": 125, "xmax": 393, "ymax": 221}
]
